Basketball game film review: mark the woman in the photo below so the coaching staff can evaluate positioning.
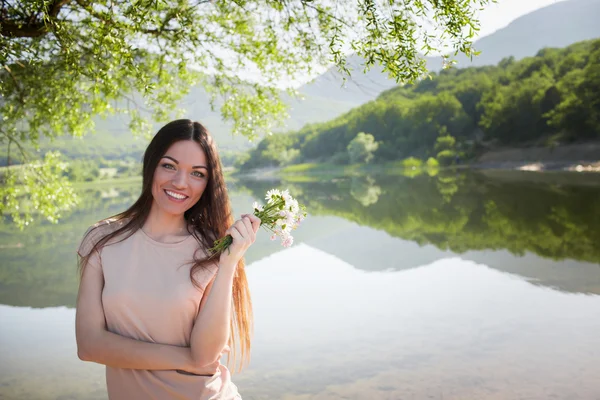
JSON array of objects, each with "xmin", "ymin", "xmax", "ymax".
[{"xmin": 75, "ymin": 119, "xmax": 260, "ymax": 399}]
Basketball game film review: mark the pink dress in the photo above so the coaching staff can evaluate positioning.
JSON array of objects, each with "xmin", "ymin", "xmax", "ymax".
[{"xmin": 78, "ymin": 220, "xmax": 241, "ymax": 400}]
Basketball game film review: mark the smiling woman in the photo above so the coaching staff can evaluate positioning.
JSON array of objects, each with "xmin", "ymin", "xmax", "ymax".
[
  {"xmin": 151, "ymin": 143, "xmax": 210, "ymax": 218},
  {"xmin": 75, "ymin": 119, "xmax": 260, "ymax": 399}
]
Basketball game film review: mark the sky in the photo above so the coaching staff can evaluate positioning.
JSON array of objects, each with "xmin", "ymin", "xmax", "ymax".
[{"xmin": 476, "ymin": 0, "xmax": 566, "ymax": 38}]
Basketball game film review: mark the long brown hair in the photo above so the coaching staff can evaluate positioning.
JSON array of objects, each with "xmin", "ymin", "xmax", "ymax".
[{"xmin": 77, "ymin": 119, "xmax": 253, "ymax": 371}]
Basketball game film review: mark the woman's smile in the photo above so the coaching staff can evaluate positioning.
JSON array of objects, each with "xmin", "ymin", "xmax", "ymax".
[{"xmin": 164, "ymin": 189, "xmax": 189, "ymax": 202}]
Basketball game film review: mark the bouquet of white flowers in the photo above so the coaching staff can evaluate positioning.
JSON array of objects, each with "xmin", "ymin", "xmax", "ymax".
[{"xmin": 208, "ymin": 189, "xmax": 307, "ymax": 257}]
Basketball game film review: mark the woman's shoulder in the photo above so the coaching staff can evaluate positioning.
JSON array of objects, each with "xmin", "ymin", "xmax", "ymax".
[{"xmin": 78, "ymin": 218, "xmax": 129, "ymax": 257}]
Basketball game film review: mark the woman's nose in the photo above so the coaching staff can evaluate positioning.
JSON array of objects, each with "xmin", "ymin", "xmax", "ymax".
[{"xmin": 172, "ymin": 170, "xmax": 188, "ymax": 188}]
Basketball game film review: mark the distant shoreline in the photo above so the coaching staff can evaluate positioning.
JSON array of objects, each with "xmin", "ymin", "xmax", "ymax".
[
  {"xmin": 471, "ymin": 141, "xmax": 600, "ymax": 173},
  {"xmin": 471, "ymin": 160, "xmax": 600, "ymax": 173},
  {"xmin": 233, "ymin": 160, "xmax": 600, "ymax": 182},
  {"xmin": 231, "ymin": 141, "xmax": 600, "ymax": 179}
]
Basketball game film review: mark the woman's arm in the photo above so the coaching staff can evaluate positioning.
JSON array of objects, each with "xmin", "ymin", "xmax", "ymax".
[
  {"xmin": 75, "ymin": 251, "xmax": 218, "ymax": 373},
  {"xmin": 189, "ymin": 214, "xmax": 260, "ymax": 366},
  {"xmin": 189, "ymin": 264, "xmax": 235, "ymax": 366}
]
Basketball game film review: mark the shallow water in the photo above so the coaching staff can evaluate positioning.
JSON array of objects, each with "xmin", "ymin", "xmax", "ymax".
[{"xmin": 1, "ymin": 170, "xmax": 600, "ymax": 399}]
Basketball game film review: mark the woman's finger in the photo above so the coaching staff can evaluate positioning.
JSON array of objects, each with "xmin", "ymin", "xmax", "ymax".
[
  {"xmin": 249, "ymin": 214, "xmax": 261, "ymax": 233},
  {"xmin": 234, "ymin": 220, "xmax": 249, "ymax": 240},
  {"xmin": 243, "ymin": 214, "xmax": 261, "ymax": 234},
  {"xmin": 229, "ymin": 225, "xmax": 242, "ymax": 244},
  {"xmin": 241, "ymin": 216, "xmax": 255, "ymax": 243}
]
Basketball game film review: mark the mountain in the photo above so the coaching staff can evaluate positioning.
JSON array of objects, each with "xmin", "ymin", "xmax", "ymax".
[
  {"xmin": 300, "ymin": 0, "xmax": 600, "ymax": 105},
  {"xmin": 297, "ymin": 54, "xmax": 398, "ymax": 105},
  {"xmin": 87, "ymin": 84, "xmax": 358, "ymax": 153}
]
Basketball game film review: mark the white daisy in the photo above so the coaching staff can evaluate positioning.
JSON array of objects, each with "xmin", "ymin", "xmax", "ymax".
[
  {"xmin": 288, "ymin": 199, "xmax": 299, "ymax": 214},
  {"xmin": 281, "ymin": 189, "xmax": 292, "ymax": 203},
  {"xmin": 265, "ymin": 189, "xmax": 281, "ymax": 201},
  {"xmin": 252, "ymin": 201, "xmax": 264, "ymax": 212}
]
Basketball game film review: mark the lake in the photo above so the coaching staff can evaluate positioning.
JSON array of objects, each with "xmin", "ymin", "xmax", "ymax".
[{"xmin": 1, "ymin": 169, "xmax": 600, "ymax": 400}]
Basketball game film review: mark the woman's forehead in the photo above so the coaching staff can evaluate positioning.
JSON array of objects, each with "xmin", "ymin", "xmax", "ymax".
[{"xmin": 163, "ymin": 140, "xmax": 207, "ymax": 165}]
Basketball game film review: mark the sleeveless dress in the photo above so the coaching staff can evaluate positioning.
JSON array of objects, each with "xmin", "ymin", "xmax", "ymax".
[{"xmin": 78, "ymin": 220, "xmax": 241, "ymax": 400}]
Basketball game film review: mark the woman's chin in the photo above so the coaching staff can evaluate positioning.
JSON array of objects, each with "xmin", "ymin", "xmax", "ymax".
[{"xmin": 157, "ymin": 201, "xmax": 189, "ymax": 217}]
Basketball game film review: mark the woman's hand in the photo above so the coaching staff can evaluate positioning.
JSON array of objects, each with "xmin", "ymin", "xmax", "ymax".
[
  {"xmin": 180, "ymin": 345, "xmax": 230, "ymax": 376},
  {"xmin": 219, "ymin": 214, "xmax": 261, "ymax": 270}
]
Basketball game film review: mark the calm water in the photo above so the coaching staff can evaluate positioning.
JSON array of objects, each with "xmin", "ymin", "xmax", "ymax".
[{"xmin": 1, "ymin": 170, "xmax": 600, "ymax": 400}]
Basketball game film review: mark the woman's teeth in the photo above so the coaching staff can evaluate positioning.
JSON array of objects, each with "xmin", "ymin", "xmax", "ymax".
[{"xmin": 165, "ymin": 190, "xmax": 187, "ymax": 200}]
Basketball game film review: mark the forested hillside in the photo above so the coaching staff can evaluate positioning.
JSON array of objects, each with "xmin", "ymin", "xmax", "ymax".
[{"xmin": 241, "ymin": 39, "xmax": 600, "ymax": 169}]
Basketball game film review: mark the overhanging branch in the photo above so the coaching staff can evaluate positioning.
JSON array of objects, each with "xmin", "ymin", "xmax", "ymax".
[
  {"xmin": 0, "ymin": 0, "xmax": 71, "ymax": 38},
  {"xmin": 0, "ymin": 20, "xmax": 48, "ymax": 38}
]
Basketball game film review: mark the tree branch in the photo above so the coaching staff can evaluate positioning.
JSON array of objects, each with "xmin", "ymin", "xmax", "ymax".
[
  {"xmin": 74, "ymin": 0, "xmax": 111, "ymax": 24},
  {"xmin": 1, "ymin": 130, "xmax": 29, "ymax": 165},
  {"xmin": 302, "ymin": 1, "xmax": 352, "ymax": 28},
  {"xmin": 0, "ymin": 20, "xmax": 48, "ymax": 37},
  {"xmin": 3, "ymin": 65, "xmax": 25, "ymax": 105},
  {"xmin": 0, "ymin": 0, "xmax": 71, "ymax": 38},
  {"xmin": 49, "ymin": 0, "xmax": 72, "ymax": 18}
]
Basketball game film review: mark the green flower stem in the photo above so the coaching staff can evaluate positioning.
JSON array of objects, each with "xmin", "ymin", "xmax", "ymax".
[{"xmin": 207, "ymin": 197, "xmax": 288, "ymax": 258}]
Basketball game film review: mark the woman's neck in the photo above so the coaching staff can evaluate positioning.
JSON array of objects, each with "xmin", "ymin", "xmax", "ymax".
[{"xmin": 143, "ymin": 203, "xmax": 189, "ymax": 241}]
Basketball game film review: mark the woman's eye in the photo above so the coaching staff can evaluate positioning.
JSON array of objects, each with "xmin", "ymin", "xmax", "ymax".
[
  {"xmin": 162, "ymin": 163, "xmax": 175, "ymax": 170},
  {"xmin": 192, "ymin": 171, "xmax": 205, "ymax": 178}
]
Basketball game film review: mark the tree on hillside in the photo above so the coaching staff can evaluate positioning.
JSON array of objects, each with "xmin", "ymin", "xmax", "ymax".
[
  {"xmin": 347, "ymin": 132, "xmax": 379, "ymax": 164},
  {"xmin": 1, "ymin": 0, "xmax": 492, "ymax": 227},
  {"xmin": 479, "ymin": 70, "xmax": 555, "ymax": 143},
  {"xmin": 547, "ymin": 43, "xmax": 600, "ymax": 139},
  {"xmin": 434, "ymin": 133, "xmax": 457, "ymax": 166},
  {"xmin": 434, "ymin": 133, "xmax": 456, "ymax": 153}
]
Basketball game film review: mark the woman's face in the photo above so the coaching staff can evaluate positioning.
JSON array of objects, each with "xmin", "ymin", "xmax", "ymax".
[{"xmin": 151, "ymin": 140, "xmax": 209, "ymax": 217}]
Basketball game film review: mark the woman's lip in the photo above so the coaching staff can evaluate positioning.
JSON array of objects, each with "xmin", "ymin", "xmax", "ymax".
[{"xmin": 164, "ymin": 189, "xmax": 189, "ymax": 202}]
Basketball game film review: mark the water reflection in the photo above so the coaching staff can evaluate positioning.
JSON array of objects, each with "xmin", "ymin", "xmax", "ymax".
[
  {"xmin": 2, "ymin": 170, "xmax": 600, "ymax": 399},
  {"xmin": 349, "ymin": 175, "xmax": 382, "ymax": 206},
  {"xmin": 240, "ymin": 245, "xmax": 600, "ymax": 399},
  {"xmin": 2, "ymin": 244, "xmax": 600, "ymax": 399},
  {"xmin": 2, "ymin": 171, "xmax": 600, "ymax": 308},
  {"xmin": 238, "ymin": 170, "xmax": 600, "ymax": 295}
]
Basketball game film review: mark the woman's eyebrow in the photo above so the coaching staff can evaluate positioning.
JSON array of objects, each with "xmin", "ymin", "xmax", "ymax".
[{"xmin": 162, "ymin": 155, "xmax": 208, "ymax": 170}]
